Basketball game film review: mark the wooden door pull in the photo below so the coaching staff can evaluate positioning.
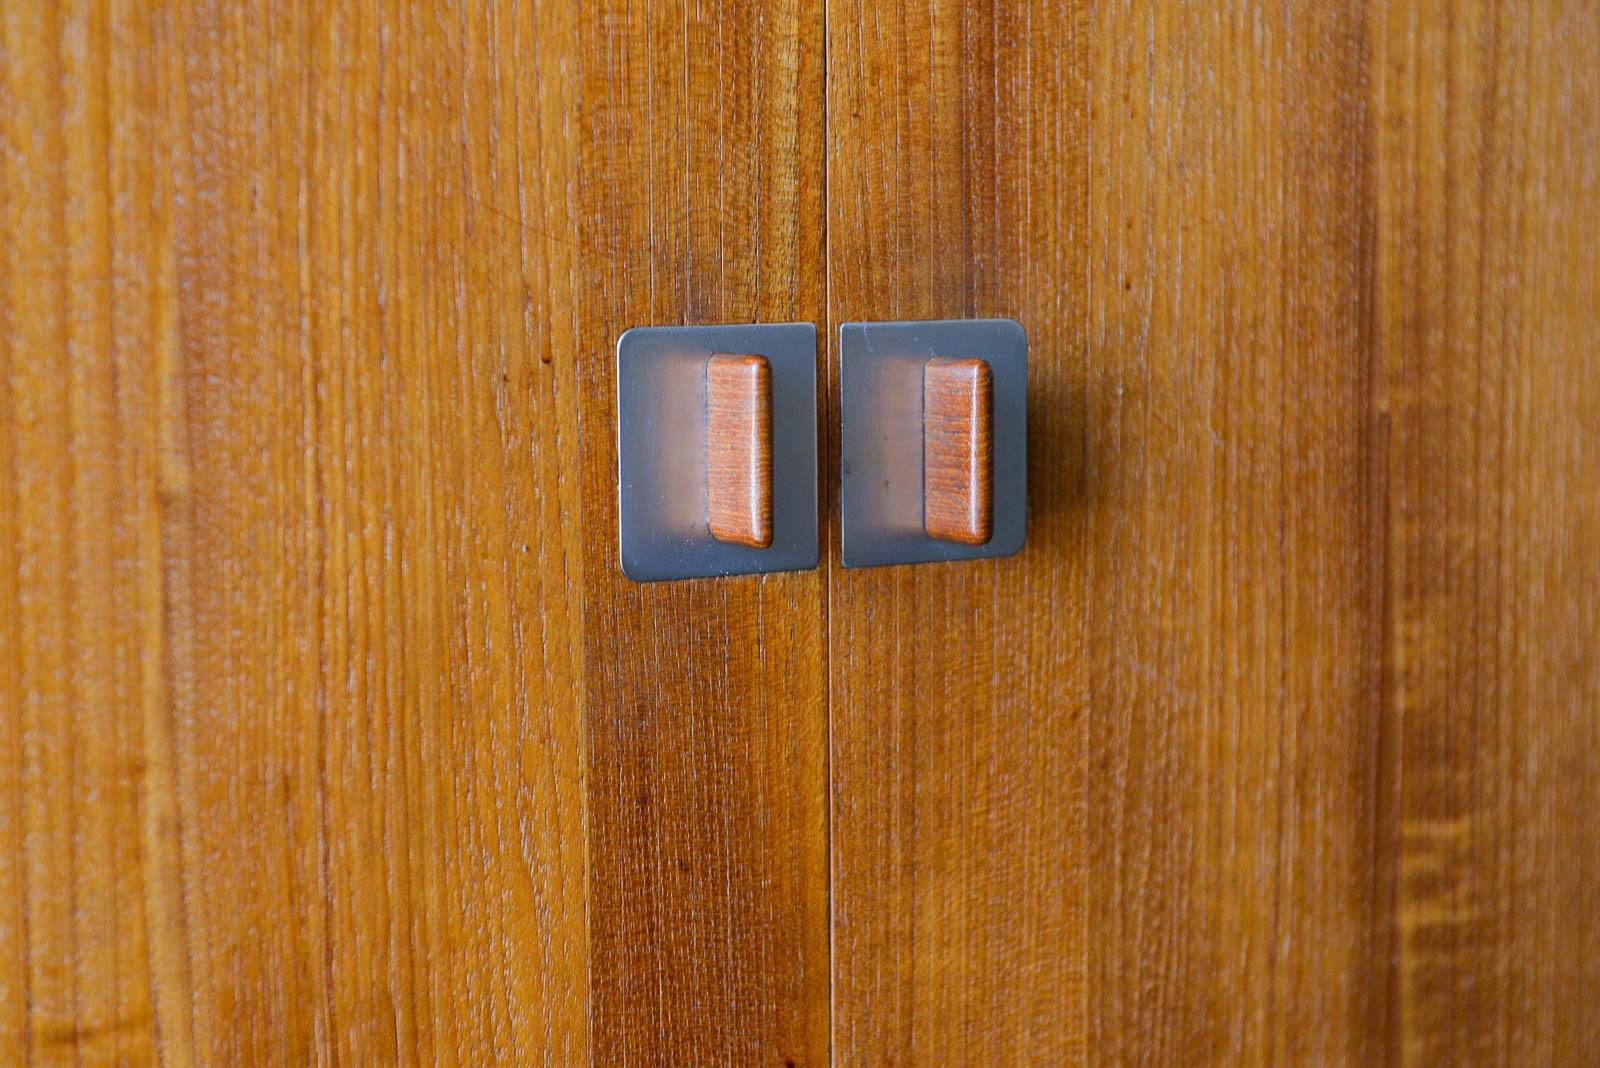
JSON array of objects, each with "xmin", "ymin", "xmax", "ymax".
[
  {"xmin": 923, "ymin": 356, "xmax": 993, "ymax": 545},
  {"xmin": 707, "ymin": 353, "xmax": 774, "ymax": 548}
]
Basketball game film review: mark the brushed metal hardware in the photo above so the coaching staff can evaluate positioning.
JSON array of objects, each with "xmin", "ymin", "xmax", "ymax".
[
  {"xmin": 839, "ymin": 318, "xmax": 1026, "ymax": 568},
  {"xmin": 617, "ymin": 323, "xmax": 818, "ymax": 581}
]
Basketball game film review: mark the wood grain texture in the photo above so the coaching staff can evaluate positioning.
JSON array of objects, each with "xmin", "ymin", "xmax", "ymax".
[
  {"xmin": 6, "ymin": 0, "xmax": 1599, "ymax": 1065},
  {"xmin": 1371, "ymin": 4, "xmax": 1600, "ymax": 1063},
  {"xmin": 707, "ymin": 353, "xmax": 775, "ymax": 548},
  {"xmin": 1084, "ymin": 2, "xmax": 1600, "ymax": 1063},
  {"xmin": 0, "ymin": 0, "xmax": 831, "ymax": 1064},
  {"xmin": 923, "ymin": 357, "xmax": 994, "ymax": 545},
  {"xmin": 2, "ymin": 0, "xmax": 592, "ymax": 1062},
  {"xmin": 826, "ymin": 0, "xmax": 1090, "ymax": 1063},
  {"xmin": 831, "ymin": 1, "xmax": 1600, "ymax": 1066},
  {"xmin": 1084, "ymin": 2, "xmax": 1386, "ymax": 1061},
  {"xmin": 574, "ymin": 0, "xmax": 830, "ymax": 1065}
]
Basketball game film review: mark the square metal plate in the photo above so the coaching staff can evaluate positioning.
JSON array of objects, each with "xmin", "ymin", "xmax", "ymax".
[
  {"xmin": 617, "ymin": 322, "xmax": 819, "ymax": 581},
  {"xmin": 839, "ymin": 318, "xmax": 1027, "ymax": 568}
]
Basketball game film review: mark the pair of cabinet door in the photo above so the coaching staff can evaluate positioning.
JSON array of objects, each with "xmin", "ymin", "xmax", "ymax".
[{"xmin": 3, "ymin": 1, "xmax": 1595, "ymax": 1064}]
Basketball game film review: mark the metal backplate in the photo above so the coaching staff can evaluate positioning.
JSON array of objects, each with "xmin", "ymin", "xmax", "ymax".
[
  {"xmin": 617, "ymin": 322, "xmax": 818, "ymax": 582},
  {"xmin": 839, "ymin": 318, "xmax": 1027, "ymax": 568}
]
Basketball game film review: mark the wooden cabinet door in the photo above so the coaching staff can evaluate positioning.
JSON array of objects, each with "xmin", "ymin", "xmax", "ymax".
[
  {"xmin": 825, "ymin": 4, "xmax": 1600, "ymax": 1064},
  {"xmin": 3, "ymin": 2, "xmax": 1597, "ymax": 1066}
]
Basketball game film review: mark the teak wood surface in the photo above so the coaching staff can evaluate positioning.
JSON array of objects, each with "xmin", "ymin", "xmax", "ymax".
[
  {"xmin": 3, "ymin": 1, "xmax": 1597, "ymax": 1067},
  {"xmin": 922, "ymin": 357, "xmax": 995, "ymax": 545},
  {"xmin": 706, "ymin": 354, "xmax": 776, "ymax": 548}
]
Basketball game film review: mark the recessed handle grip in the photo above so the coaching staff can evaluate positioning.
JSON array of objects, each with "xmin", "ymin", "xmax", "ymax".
[
  {"xmin": 706, "ymin": 353, "xmax": 774, "ymax": 548},
  {"xmin": 922, "ymin": 356, "xmax": 993, "ymax": 545}
]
